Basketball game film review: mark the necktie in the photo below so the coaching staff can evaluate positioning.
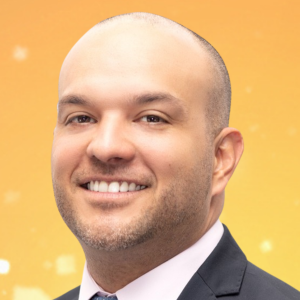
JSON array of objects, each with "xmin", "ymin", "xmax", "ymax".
[{"xmin": 91, "ymin": 295, "xmax": 118, "ymax": 300}]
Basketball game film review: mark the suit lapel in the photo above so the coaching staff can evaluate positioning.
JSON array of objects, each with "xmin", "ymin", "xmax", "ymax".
[
  {"xmin": 57, "ymin": 286, "xmax": 80, "ymax": 300},
  {"xmin": 177, "ymin": 225, "xmax": 247, "ymax": 299},
  {"xmin": 177, "ymin": 272, "xmax": 217, "ymax": 300},
  {"xmin": 71, "ymin": 294, "xmax": 79, "ymax": 300}
]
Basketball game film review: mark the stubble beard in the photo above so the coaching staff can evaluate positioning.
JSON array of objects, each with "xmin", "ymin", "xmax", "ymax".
[{"xmin": 53, "ymin": 157, "xmax": 212, "ymax": 252}]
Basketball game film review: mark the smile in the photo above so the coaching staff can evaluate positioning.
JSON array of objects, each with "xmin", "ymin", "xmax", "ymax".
[{"xmin": 86, "ymin": 181, "xmax": 147, "ymax": 193}]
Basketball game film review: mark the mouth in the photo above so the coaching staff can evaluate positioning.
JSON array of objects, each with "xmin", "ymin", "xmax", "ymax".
[{"xmin": 81, "ymin": 180, "xmax": 148, "ymax": 193}]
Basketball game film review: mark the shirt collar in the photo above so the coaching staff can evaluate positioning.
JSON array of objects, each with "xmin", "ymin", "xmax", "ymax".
[{"xmin": 79, "ymin": 220, "xmax": 224, "ymax": 300}]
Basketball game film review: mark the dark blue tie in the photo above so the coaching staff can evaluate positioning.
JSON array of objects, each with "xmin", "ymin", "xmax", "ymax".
[{"xmin": 91, "ymin": 295, "xmax": 118, "ymax": 300}]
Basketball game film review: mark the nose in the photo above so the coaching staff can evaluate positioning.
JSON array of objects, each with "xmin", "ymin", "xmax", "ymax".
[{"xmin": 86, "ymin": 114, "xmax": 136, "ymax": 164}]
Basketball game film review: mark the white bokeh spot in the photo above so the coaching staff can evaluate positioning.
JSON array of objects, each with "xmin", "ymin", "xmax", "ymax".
[
  {"xmin": 13, "ymin": 286, "xmax": 51, "ymax": 300},
  {"xmin": 55, "ymin": 255, "xmax": 76, "ymax": 275},
  {"xmin": 0, "ymin": 259, "xmax": 10, "ymax": 274},
  {"xmin": 249, "ymin": 124, "xmax": 260, "ymax": 133},
  {"xmin": 260, "ymin": 240, "xmax": 273, "ymax": 253},
  {"xmin": 245, "ymin": 86, "xmax": 253, "ymax": 93},
  {"xmin": 287, "ymin": 127, "xmax": 297, "ymax": 137},
  {"xmin": 254, "ymin": 31, "xmax": 263, "ymax": 39},
  {"xmin": 13, "ymin": 46, "xmax": 28, "ymax": 61},
  {"xmin": 43, "ymin": 260, "xmax": 53, "ymax": 270},
  {"xmin": 3, "ymin": 190, "xmax": 21, "ymax": 204}
]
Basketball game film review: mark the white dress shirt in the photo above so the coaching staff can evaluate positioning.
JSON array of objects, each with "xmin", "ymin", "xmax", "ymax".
[{"xmin": 79, "ymin": 220, "xmax": 224, "ymax": 300}]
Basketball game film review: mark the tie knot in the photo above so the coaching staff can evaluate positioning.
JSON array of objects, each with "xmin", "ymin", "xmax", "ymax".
[{"xmin": 91, "ymin": 296, "xmax": 118, "ymax": 300}]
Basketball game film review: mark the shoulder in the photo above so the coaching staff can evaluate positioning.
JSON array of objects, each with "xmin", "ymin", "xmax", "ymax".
[
  {"xmin": 241, "ymin": 262, "xmax": 300, "ymax": 300},
  {"xmin": 54, "ymin": 286, "xmax": 80, "ymax": 300},
  {"xmin": 194, "ymin": 225, "xmax": 300, "ymax": 300}
]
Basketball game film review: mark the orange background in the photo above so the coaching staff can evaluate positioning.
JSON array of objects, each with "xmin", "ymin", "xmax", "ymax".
[{"xmin": 1, "ymin": 0, "xmax": 299, "ymax": 299}]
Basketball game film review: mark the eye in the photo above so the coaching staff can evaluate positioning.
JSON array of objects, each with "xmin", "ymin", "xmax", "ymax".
[
  {"xmin": 67, "ymin": 115, "xmax": 96, "ymax": 124},
  {"xmin": 140, "ymin": 115, "xmax": 166, "ymax": 123}
]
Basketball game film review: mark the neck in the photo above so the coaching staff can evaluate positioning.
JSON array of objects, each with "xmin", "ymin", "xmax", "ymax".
[{"xmin": 80, "ymin": 219, "xmax": 214, "ymax": 293}]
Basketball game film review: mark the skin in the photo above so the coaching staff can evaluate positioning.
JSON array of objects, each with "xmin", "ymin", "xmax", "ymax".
[{"xmin": 51, "ymin": 20, "xmax": 244, "ymax": 292}]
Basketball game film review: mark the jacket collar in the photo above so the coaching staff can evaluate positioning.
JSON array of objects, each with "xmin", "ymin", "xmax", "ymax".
[{"xmin": 178, "ymin": 225, "xmax": 247, "ymax": 299}]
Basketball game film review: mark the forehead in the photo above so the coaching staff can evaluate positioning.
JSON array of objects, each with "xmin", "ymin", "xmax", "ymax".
[{"xmin": 59, "ymin": 21, "xmax": 213, "ymax": 109}]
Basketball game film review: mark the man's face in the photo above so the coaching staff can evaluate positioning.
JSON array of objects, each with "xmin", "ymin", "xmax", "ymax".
[{"xmin": 51, "ymin": 23, "xmax": 216, "ymax": 251}]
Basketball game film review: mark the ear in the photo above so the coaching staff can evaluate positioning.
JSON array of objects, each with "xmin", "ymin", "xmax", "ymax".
[{"xmin": 211, "ymin": 127, "xmax": 244, "ymax": 197}]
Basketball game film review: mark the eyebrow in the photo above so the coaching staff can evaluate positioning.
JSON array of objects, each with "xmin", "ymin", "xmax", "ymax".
[
  {"xmin": 58, "ymin": 92, "xmax": 188, "ymax": 116},
  {"xmin": 133, "ymin": 92, "xmax": 180, "ymax": 104},
  {"xmin": 130, "ymin": 92, "xmax": 188, "ymax": 115},
  {"xmin": 58, "ymin": 95, "xmax": 89, "ymax": 110}
]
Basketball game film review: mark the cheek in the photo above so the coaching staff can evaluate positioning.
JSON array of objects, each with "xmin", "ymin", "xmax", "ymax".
[
  {"xmin": 136, "ymin": 131, "xmax": 202, "ymax": 180},
  {"xmin": 51, "ymin": 135, "xmax": 86, "ymax": 180}
]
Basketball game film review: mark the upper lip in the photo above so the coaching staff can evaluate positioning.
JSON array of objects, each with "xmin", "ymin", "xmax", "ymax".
[{"xmin": 78, "ymin": 176, "xmax": 149, "ymax": 187}]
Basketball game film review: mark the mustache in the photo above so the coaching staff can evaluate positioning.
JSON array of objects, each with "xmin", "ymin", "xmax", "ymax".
[
  {"xmin": 89, "ymin": 157, "xmax": 128, "ymax": 175},
  {"xmin": 73, "ymin": 157, "xmax": 152, "ymax": 185}
]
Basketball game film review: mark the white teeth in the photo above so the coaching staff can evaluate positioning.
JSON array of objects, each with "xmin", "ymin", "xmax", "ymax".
[
  {"xmin": 87, "ymin": 181, "xmax": 146, "ymax": 193},
  {"xmin": 128, "ymin": 183, "xmax": 136, "ymax": 191},
  {"xmin": 120, "ymin": 182, "xmax": 129, "ymax": 192},
  {"xmin": 93, "ymin": 181, "xmax": 99, "ymax": 192},
  {"xmin": 108, "ymin": 182, "xmax": 120, "ymax": 193},
  {"xmin": 99, "ymin": 181, "xmax": 108, "ymax": 192}
]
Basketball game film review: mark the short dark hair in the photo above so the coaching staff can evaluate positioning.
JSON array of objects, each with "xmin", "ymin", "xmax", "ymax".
[
  {"xmin": 96, "ymin": 12, "xmax": 231, "ymax": 139},
  {"xmin": 188, "ymin": 30, "xmax": 231, "ymax": 138}
]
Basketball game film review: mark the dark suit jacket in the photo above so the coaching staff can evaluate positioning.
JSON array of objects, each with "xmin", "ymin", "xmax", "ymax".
[{"xmin": 54, "ymin": 225, "xmax": 300, "ymax": 300}]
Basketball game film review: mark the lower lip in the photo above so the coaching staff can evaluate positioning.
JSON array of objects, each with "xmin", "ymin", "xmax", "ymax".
[{"xmin": 80, "ymin": 186, "xmax": 147, "ymax": 202}]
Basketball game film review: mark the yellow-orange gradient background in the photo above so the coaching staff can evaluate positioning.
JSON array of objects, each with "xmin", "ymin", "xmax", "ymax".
[{"xmin": 1, "ymin": 0, "xmax": 299, "ymax": 299}]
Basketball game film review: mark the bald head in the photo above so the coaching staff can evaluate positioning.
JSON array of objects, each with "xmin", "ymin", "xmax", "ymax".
[
  {"xmin": 95, "ymin": 12, "xmax": 231, "ymax": 138},
  {"xmin": 60, "ymin": 12, "xmax": 231, "ymax": 139}
]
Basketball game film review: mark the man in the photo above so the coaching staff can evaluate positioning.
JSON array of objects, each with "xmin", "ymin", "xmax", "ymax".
[{"xmin": 51, "ymin": 12, "xmax": 300, "ymax": 300}]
